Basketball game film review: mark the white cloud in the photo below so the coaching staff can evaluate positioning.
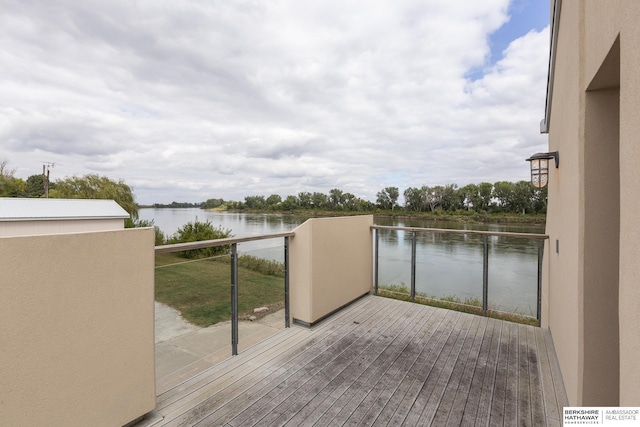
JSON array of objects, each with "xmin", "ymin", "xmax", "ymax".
[{"xmin": 0, "ymin": 0, "xmax": 549, "ymax": 204}]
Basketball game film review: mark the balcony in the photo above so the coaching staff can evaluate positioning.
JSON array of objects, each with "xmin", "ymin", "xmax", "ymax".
[
  {"xmin": 1, "ymin": 213, "xmax": 567, "ymax": 426},
  {"xmin": 142, "ymin": 295, "xmax": 567, "ymax": 426},
  {"xmin": 141, "ymin": 215, "xmax": 566, "ymax": 426}
]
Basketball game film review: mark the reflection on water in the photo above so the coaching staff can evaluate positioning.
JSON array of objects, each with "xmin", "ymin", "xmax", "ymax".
[
  {"xmin": 375, "ymin": 218, "xmax": 544, "ymax": 317},
  {"xmin": 140, "ymin": 209, "xmax": 545, "ymax": 317}
]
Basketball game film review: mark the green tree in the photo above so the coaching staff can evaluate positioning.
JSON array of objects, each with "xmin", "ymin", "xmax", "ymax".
[
  {"xmin": 25, "ymin": 174, "xmax": 46, "ymax": 198},
  {"xmin": 202, "ymin": 198, "xmax": 225, "ymax": 209},
  {"xmin": 329, "ymin": 188, "xmax": 344, "ymax": 209},
  {"xmin": 376, "ymin": 187, "xmax": 399, "ymax": 210},
  {"xmin": 460, "ymin": 184, "xmax": 479, "ymax": 211},
  {"xmin": 441, "ymin": 184, "xmax": 460, "ymax": 211},
  {"xmin": 265, "ymin": 194, "xmax": 282, "ymax": 207},
  {"xmin": 51, "ymin": 174, "xmax": 138, "ymax": 224},
  {"xmin": 477, "ymin": 182, "xmax": 494, "ymax": 211},
  {"xmin": 311, "ymin": 192, "xmax": 329, "ymax": 209},
  {"xmin": 297, "ymin": 192, "xmax": 312, "ymax": 209},
  {"xmin": 342, "ymin": 192, "xmax": 357, "ymax": 211},
  {"xmin": 512, "ymin": 180, "xmax": 534, "ymax": 214},
  {"xmin": 0, "ymin": 159, "xmax": 26, "ymax": 197},
  {"xmin": 244, "ymin": 195, "xmax": 266, "ymax": 209},
  {"xmin": 404, "ymin": 187, "xmax": 426, "ymax": 212},
  {"xmin": 168, "ymin": 219, "xmax": 233, "ymax": 259},
  {"xmin": 424, "ymin": 186, "xmax": 443, "ymax": 212},
  {"xmin": 280, "ymin": 195, "xmax": 299, "ymax": 210},
  {"xmin": 492, "ymin": 181, "xmax": 515, "ymax": 212},
  {"xmin": 531, "ymin": 186, "xmax": 548, "ymax": 213}
]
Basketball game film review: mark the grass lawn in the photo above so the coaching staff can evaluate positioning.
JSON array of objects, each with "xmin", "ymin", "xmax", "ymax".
[{"xmin": 155, "ymin": 253, "xmax": 285, "ymax": 327}]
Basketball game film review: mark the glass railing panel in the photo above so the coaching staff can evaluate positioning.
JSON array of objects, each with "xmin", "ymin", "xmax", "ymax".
[
  {"xmin": 236, "ymin": 241, "xmax": 286, "ymax": 353},
  {"xmin": 376, "ymin": 227, "xmax": 412, "ymax": 300},
  {"xmin": 414, "ymin": 232, "xmax": 484, "ymax": 314},
  {"xmin": 154, "ymin": 249, "xmax": 232, "ymax": 394},
  {"xmin": 487, "ymin": 235, "xmax": 539, "ymax": 325}
]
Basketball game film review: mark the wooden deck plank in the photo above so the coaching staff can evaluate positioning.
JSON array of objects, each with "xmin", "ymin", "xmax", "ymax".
[
  {"xmin": 518, "ymin": 324, "xmax": 532, "ymax": 426},
  {"xmin": 535, "ymin": 327, "xmax": 557, "ymax": 422},
  {"xmin": 158, "ymin": 293, "xmax": 374, "ymax": 408},
  {"xmin": 546, "ymin": 329, "xmax": 569, "ymax": 410},
  {"xmin": 414, "ymin": 314, "xmax": 475, "ymax": 426},
  {"xmin": 244, "ymin": 300, "xmax": 424, "ymax": 426},
  {"xmin": 164, "ymin": 297, "xmax": 387, "ymax": 426},
  {"xmin": 324, "ymin": 305, "xmax": 437, "ymax": 426},
  {"xmin": 204, "ymin": 298, "xmax": 410, "ymax": 427},
  {"xmin": 441, "ymin": 316, "xmax": 489, "ymax": 426},
  {"xmin": 472, "ymin": 318, "xmax": 503, "ymax": 427},
  {"xmin": 486, "ymin": 320, "xmax": 511, "ymax": 426},
  {"xmin": 196, "ymin": 297, "xmax": 409, "ymax": 427},
  {"xmin": 501, "ymin": 321, "xmax": 520, "ymax": 426},
  {"xmin": 528, "ymin": 325, "xmax": 545, "ymax": 427},
  {"xmin": 364, "ymin": 310, "xmax": 455, "ymax": 426},
  {"xmin": 347, "ymin": 307, "xmax": 449, "ymax": 426},
  {"xmin": 138, "ymin": 295, "xmax": 568, "ymax": 427},
  {"xmin": 430, "ymin": 315, "xmax": 483, "ymax": 426},
  {"xmin": 457, "ymin": 316, "xmax": 497, "ymax": 426},
  {"xmin": 379, "ymin": 309, "xmax": 462, "ymax": 426},
  {"xmin": 281, "ymin": 305, "xmax": 442, "ymax": 426},
  {"xmin": 286, "ymin": 303, "xmax": 431, "ymax": 426},
  {"xmin": 398, "ymin": 312, "xmax": 470, "ymax": 425}
]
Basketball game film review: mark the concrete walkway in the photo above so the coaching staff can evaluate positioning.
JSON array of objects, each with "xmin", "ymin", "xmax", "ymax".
[{"xmin": 154, "ymin": 302, "xmax": 286, "ymax": 395}]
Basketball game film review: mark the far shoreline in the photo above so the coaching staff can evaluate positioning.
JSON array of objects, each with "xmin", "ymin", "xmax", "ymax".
[{"xmin": 141, "ymin": 205, "xmax": 546, "ymax": 226}]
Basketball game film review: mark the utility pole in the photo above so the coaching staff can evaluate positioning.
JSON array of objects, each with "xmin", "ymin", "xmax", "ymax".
[
  {"xmin": 42, "ymin": 165, "xmax": 47, "ymax": 198},
  {"xmin": 42, "ymin": 162, "xmax": 55, "ymax": 198}
]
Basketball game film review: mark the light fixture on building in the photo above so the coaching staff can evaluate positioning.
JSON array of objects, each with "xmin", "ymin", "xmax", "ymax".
[{"xmin": 526, "ymin": 151, "xmax": 559, "ymax": 188}]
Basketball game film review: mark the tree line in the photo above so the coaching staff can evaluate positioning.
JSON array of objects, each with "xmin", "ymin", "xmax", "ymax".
[
  {"xmin": 2, "ymin": 159, "xmax": 546, "ymax": 217},
  {"xmin": 203, "ymin": 181, "xmax": 547, "ymax": 215}
]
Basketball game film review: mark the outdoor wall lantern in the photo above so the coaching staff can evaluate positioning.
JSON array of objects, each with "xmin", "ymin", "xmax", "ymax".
[{"xmin": 526, "ymin": 151, "xmax": 559, "ymax": 188}]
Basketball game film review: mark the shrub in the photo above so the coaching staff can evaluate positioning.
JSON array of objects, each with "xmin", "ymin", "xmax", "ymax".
[{"xmin": 169, "ymin": 218, "xmax": 233, "ymax": 259}]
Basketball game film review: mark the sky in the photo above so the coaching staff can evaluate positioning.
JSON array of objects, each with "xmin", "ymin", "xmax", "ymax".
[{"xmin": 0, "ymin": 0, "xmax": 551, "ymax": 205}]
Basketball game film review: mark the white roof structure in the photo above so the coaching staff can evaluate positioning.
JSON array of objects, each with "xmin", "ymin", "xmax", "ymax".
[{"xmin": 0, "ymin": 198, "xmax": 129, "ymax": 222}]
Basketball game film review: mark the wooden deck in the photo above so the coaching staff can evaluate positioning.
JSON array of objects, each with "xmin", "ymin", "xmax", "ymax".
[{"xmin": 141, "ymin": 295, "xmax": 567, "ymax": 426}]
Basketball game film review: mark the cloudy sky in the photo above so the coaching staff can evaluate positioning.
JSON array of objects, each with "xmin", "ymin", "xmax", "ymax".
[{"xmin": 1, "ymin": 0, "xmax": 550, "ymax": 205}]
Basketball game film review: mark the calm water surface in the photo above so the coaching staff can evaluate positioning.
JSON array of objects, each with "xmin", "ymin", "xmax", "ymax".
[{"xmin": 140, "ymin": 208, "xmax": 545, "ymax": 316}]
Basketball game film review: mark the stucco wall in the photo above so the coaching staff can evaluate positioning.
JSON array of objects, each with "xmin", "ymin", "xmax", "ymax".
[
  {"xmin": 544, "ymin": 0, "xmax": 583, "ymax": 405},
  {"xmin": 290, "ymin": 215, "xmax": 373, "ymax": 325},
  {"xmin": 547, "ymin": 0, "xmax": 640, "ymax": 406},
  {"xmin": 0, "ymin": 228, "xmax": 156, "ymax": 426}
]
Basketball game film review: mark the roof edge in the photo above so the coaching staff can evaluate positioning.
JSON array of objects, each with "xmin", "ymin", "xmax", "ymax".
[{"xmin": 541, "ymin": 0, "xmax": 562, "ymax": 134}]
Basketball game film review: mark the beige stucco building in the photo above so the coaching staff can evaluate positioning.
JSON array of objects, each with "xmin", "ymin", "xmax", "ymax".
[
  {"xmin": 541, "ymin": 0, "xmax": 640, "ymax": 406},
  {"xmin": 0, "ymin": 198, "xmax": 155, "ymax": 426}
]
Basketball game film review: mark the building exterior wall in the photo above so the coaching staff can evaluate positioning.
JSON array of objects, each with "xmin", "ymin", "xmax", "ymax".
[
  {"xmin": 0, "ymin": 218, "xmax": 124, "ymax": 237},
  {"xmin": 546, "ymin": 0, "xmax": 640, "ymax": 406},
  {"xmin": 290, "ymin": 215, "xmax": 373, "ymax": 325},
  {"xmin": 0, "ymin": 228, "xmax": 156, "ymax": 426}
]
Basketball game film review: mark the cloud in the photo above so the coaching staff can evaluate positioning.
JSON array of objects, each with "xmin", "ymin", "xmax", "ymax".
[{"xmin": 0, "ymin": 0, "xmax": 549, "ymax": 204}]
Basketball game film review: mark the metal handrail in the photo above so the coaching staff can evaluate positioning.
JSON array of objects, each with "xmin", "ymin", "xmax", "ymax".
[
  {"xmin": 154, "ymin": 231, "xmax": 295, "ymax": 253},
  {"xmin": 154, "ymin": 231, "xmax": 294, "ymax": 356},
  {"xmin": 372, "ymin": 225, "xmax": 548, "ymax": 240},
  {"xmin": 371, "ymin": 225, "xmax": 549, "ymax": 326}
]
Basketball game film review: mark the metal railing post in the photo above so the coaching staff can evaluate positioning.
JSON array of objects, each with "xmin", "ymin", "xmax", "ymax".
[
  {"xmin": 537, "ymin": 240, "xmax": 544, "ymax": 327},
  {"xmin": 482, "ymin": 235, "xmax": 489, "ymax": 317},
  {"xmin": 284, "ymin": 236, "xmax": 290, "ymax": 328},
  {"xmin": 374, "ymin": 228, "xmax": 379, "ymax": 295},
  {"xmin": 411, "ymin": 231, "xmax": 417, "ymax": 303},
  {"xmin": 231, "ymin": 243, "xmax": 239, "ymax": 356}
]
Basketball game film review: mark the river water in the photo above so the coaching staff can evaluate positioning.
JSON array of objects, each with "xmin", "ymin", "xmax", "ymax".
[{"xmin": 140, "ymin": 208, "xmax": 545, "ymax": 317}]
